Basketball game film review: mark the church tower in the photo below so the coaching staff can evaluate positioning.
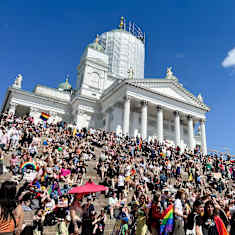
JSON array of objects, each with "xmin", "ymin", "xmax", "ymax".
[{"xmin": 76, "ymin": 35, "xmax": 109, "ymax": 99}]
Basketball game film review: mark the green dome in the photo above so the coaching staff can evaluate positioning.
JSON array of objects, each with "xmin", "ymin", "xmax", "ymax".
[{"xmin": 58, "ymin": 78, "xmax": 72, "ymax": 91}]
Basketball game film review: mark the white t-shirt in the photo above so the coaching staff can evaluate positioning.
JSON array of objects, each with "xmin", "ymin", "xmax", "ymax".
[
  {"xmin": 174, "ymin": 199, "xmax": 183, "ymax": 220},
  {"xmin": 109, "ymin": 196, "xmax": 118, "ymax": 206},
  {"xmin": 118, "ymin": 175, "xmax": 125, "ymax": 187},
  {"xmin": 125, "ymin": 165, "xmax": 131, "ymax": 177}
]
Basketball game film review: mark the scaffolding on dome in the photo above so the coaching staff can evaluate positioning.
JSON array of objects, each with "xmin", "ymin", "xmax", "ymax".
[
  {"xmin": 118, "ymin": 16, "xmax": 145, "ymax": 44},
  {"xmin": 128, "ymin": 21, "xmax": 145, "ymax": 44}
]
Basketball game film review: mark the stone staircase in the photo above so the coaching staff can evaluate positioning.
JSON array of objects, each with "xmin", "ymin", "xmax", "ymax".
[{"xmin": 0, "ymin": 147, "xmax": 118, "ymax": 235}]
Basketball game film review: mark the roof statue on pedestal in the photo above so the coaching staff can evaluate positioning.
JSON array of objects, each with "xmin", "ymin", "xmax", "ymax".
[
  {"xmin": 88, "ymin": 34, "xmax": 104, "ymax": 53},
  {"xmin": 119, "ymin": 16, "xmax": 125, "ymax": 30},
  {"xmin": 165, "ymin": 67, "xmax": 178, "ymax": 81},
  {"xmin": 13, "ymin": 74, "xmax": 23, "ymax": 89},
  {"xmin": 197, "ymin": 93, "xmax": 204, "ymax": 102},
  {"xmin": 166, "ymin": 67, "xmax": 173, "ymax": 77},
  {"xmin": 128, "ymin": 67, "xmax": 134, "ymax": 79}
]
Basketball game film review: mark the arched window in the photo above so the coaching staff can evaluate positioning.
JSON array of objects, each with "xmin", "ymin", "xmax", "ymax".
[{"xmin": 89, "ymin": 72, "xmax": 100, "ymax": 89}]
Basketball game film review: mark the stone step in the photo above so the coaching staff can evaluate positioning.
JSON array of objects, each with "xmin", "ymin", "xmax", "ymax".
[{"xmin": 2, "ymin": 145, "xmax": 121, "ymax": 233}]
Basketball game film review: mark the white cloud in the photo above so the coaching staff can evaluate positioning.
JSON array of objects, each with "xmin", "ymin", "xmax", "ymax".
[{"xmin": 222, "ymin": 48, "xmax": 235, "ymax": 68}]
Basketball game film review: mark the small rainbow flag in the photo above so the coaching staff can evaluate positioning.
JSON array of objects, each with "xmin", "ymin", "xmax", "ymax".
[
  {"xmin": 160, "ymin": 204, "xmax": 174, "ymax": 235},
  {"xmin": 40, "ymin": 112, "xmax": 50, "ymax": 121}
]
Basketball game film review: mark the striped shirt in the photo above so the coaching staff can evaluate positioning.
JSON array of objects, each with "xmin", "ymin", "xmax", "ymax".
[{"xmin": 0, "ymin": 218, "xmax": 16, "ymax": 233}]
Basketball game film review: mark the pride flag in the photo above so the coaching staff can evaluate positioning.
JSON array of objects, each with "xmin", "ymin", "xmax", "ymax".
[
  {"xmin": 214, "ymin": 216, "xmax": 229, "ymax": 235},
  {"xmin": 138, "ymin": 139, "xmax": 143, "ymax": 150},
  {"xmin": 40, "ymin": 112, "xmax": 50, "ymax": 121},
  {"xmin": 20, "ymin": 161, "xmax": 39, "ymax": 172},
  {"xmin": 160, "ymin": 204, "xmax": 174, "ymax": 235}
]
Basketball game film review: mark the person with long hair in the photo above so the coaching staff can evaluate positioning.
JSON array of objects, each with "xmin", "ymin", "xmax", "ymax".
[
  {"xmin": 173, "ymin": 189, "xmax": 187, "ymax": 235},
  {"xmin": 186, "ymin": 199, "xmax": 204, "ymax": 235},
  {"xmin": 201, "ymin": 200, "xmax": 228, "ymax": 235},
  {"xmin": 0, "ymin": 181, "xmax": 24, "ymax": 235},
  {"xmin": 135, "ymin": 194, "xmax": 149, "ymax": 235}
]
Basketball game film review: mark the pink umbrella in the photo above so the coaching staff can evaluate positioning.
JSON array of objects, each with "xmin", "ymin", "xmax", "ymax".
[{"xmin": 68, "ymin": 181, "xmax": 108, "ymax": 194}]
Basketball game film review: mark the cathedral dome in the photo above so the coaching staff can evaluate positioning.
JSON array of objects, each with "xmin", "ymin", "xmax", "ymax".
[{"xmin": 58, "ymin": 78, "xmax": 72, "ymax": 91}]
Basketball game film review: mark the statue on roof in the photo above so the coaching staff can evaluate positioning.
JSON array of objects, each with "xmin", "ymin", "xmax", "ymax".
[
  {"xmin": 197, "ymin": 93, "xmax": 204, "ymax": 102},
  {"xmin": 119, "ymin": 16, "xmax": 125, "ymax": 30},
  {"xmin": 128, "ymin": 67, "xmax": 134, "ymax": 79},
  {"xmin": 166, "ymin": 67, "xmax": 173, "ymax": 77},
  {"xmin": 13, "ymin": 74, "xmax": 23, "ymax": 89},
  {"xmin": 88, "ymin": 34, "xmax": 104, "ymax": 52},
  {"xmin": 95, "ymin": 34, "xmax": 99, "ymax": 44},
  {"xmin": 166, "ymin": 67, "xmax": 178, "ymax": 81},
  {"xmin": 66, "ymin": 74, "xmax": 70, "ymax": 83}
]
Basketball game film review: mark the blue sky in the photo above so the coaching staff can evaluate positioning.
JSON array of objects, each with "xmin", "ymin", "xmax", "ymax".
[{"xmin": 1, "ymin": 0, "xmax": 235, "ymax": 153}]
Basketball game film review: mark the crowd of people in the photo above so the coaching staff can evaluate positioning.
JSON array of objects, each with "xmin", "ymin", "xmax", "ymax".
[{"xmin": 0, "ymin": 111, "xmax": 235, "ymax": 235}]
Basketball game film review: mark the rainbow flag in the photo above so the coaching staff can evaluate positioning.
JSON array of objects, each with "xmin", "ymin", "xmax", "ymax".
[
  {"xmin": 138, "ymin": 139, "xmax": 143, "ymax": 150},
  {"xmin": 20, "ymin": 161, "xmax": 39, "ymax": 172},
  {"xmin": 40, "ymin": 112, "xmax": 50, "ymax": 121},
  {"xmin": 160, "ymin": 204, "xmax": 174, "ymax": 235},
  {"xmin": 214, "ymin": 216, "xmax": 229, "ymax": 235}
]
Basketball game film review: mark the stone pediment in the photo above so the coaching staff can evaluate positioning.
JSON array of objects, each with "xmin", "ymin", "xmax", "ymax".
[{"xmin": 128, "ymin": 79, "xmax": 210, "ymax": 111}]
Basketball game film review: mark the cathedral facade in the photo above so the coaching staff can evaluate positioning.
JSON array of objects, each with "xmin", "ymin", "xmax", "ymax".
[{"xmin": 1, "ymin": 19, "xmax": 210, "ymax": 154}]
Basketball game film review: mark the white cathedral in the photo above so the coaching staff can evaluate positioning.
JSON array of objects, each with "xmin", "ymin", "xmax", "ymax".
[{"xmin": 1, "ymin": 18, "xmax": 210, "ymax": 155}]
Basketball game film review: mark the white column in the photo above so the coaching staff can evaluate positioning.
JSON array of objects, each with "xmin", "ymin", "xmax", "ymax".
[
  {"xmin": 123, "ymin": 96, "xmax": 130, "ymax": 135},
  {"xmin": 187, "ymin": 115, "xmax": 194, "ymax": 151},
  {"xmin": 8, "ymin": 102, "xmax": 16, "ymax": 115},
  {"xmin": 141, "ymin": 101, "xmax": 148, "ymax": 140},
  {"xmin": 174, "ymin": 111, "xmax": 181, "ymax": 147},
  {"xmin": 200, "ymin": 119, "xmax": 207, "ymax": 155},
  {"xmin": 156, "ymin": 106, "xmax": 163, "ymax": 142},
  {"xmin": 105, "ymin": 112, "xmax": 110, "ymax": 131}
]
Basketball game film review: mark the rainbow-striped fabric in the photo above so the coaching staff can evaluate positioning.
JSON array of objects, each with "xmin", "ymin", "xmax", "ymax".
[
  {"xmin": 160, "ymin": 204, "xmax": 174, "ymax": 235},
  {"xmin": 138, "ymin": 139, "xmax": 142, "ymax": 150},
  {"xmin": 40, "ymin": 112, "xmax": 50, "ymax": 121},
  {"xmin": 214, "ymin": 216, "xmax": 229, "ymax": 235}
]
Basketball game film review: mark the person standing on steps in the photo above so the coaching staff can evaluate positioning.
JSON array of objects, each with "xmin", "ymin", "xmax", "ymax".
[
  {"xmin": 80, "ymin": 198, "xmax": 95, "ymax": 235},
  {"xmin": 0, "ymin": 181, "xmax": 24, "ymax": 235},
  {"xmin": 69, "ymin": 196, "xmax": 82, "ymax": 235}
]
